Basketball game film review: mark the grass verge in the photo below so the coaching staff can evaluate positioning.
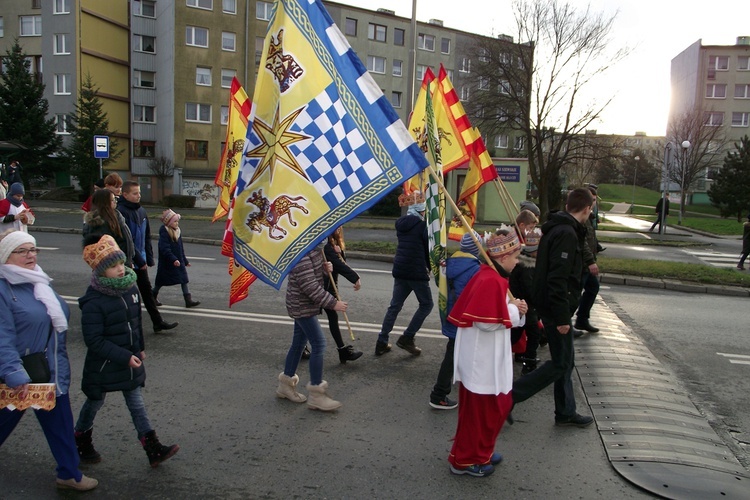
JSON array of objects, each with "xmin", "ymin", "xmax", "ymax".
[{"xmin": 598, "ymin": 256, "xmax": 750, "ymax": 287}]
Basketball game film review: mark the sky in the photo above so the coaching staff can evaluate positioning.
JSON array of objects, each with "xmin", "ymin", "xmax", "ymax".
[{"xmin": 342, "ymin": 0, "xmax": 748, "ymax": 137}]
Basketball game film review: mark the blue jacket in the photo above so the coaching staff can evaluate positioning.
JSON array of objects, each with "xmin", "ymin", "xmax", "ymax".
[
  {"xmin": 117, "ymin": 198, "xmax": 154, "ymax": 267},
  {"xmin": 392, "ymin": 214, "xmax": 430, "ymax": 281},
  {"xmin": 78, "ymin": 282, "xmax": 146, "ymax": 400},
  {"xmin": 0, "ymin": 278, "xmax": 72, "ymax": 395},
  {"xmin": 441, "ymin": 251, "xmax": 481, "ymax": 339},
  {"xmin": 155, "ymin": 225, "xmax": 190, "ymax": 287}
]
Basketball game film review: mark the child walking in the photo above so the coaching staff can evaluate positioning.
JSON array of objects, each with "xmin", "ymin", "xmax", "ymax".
[
  {"xmin": 74, "ymin": 234, "xmax": 179, "ymax": 467},
  {"xmin": 153, "ymin": 209, "xmax": 200, "ymax": 308}
]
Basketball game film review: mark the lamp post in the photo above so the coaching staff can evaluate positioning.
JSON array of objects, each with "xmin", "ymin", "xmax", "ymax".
[
  {"xmin": 677, "ymin": 140, "xmax": 690, "ymax": 226},
  {"xmin": 630, "ymin": 156, "xmax": 639, "ymax": 214}
]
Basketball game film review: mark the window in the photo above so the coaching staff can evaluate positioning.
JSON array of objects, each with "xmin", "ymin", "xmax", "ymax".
[
  {"xmin": 735, "ymin": 84, "xmax": 750, "ymax": 98},
  {"xmin": 54, "ymin": 34, "xmax": 70, "ymax": 54},
  {"xmin": 441, "ymin": 37, "xmax": 450, "ymax": 54},
  {"xmin": 478, "ymin": 48, "xmax": 490, "ymax": 63},
  {"xmin": 55, "ymin": 114, "xmax": 70, "ymax": 134},
  {"xmin": 256, "ymin": 1, "xmax": 273, "ymax": 21},
  {"xmin": 460, "ymin": 57, "xmax": 471, "ymax": 73},
  {"xmin": 221, "ymin": 69, "xmax": 236, "ymax": 88},
  {"xmin": 0, "ymin": 17, "xmax": 4, "ymax": 38},
  {"xmin": 221, "ymin": 105, "xmax": 229, "ymax": 125},
  {"xmin": 134, "ymin": 35, "xmax": 155, "ymax": 53},
  {"xmin": 20, "ymin": 16, "xmax": 42, "ymax": 36},
  {"xmin": 134, "ymin": 70, "xmax": 155, "ymax": 88},
  {"xmin": 367, "ymin": 56, "xmax": 386, "ymax": 74},
  {"xmin": 222, "ymin": 0, "xmax": 236, "ymax": 14},
  {"xmin": 499, "ymin": 80, "xmax": 511, "ymax": 95},
  {"xmin": 392, "ymin": 59, "xmax": 403, "ymax": 77},
  {"xmin": 185, "ymin": 140, "xmax": 209, "ymax": 159},
  {"xmin": 133, "ymin": 140, "xmax": 156, "ymax": 158},
  {"xmin": 187, "ymin": 0, "xmax": 212, "ymax": 9},
  {"xmin": 460, "ymin": 85, "xmax": 470, "ymax": 101},
  {"xmin": 500, "ymin": 52, "xmax": 511, "ymax": 65},
  {"xmin": 418, "ymin": 33, "xmax": 435, "ymax": 51},
  {"xmin": 391, "ymin": 91, "xmax": 402, "ymax": 108},
  {"xmin": 345, "ymin": 18, "xmax": 357, "ymax": 37},
  {"xmin": 739, "ymin": 56, "xmax": 750, "ymax": 71},
  {"xmin": 394, "ymin": 28, "xmax": 405, "ymax": 46},
  {"xmin": 54, "ymin": 74, "xmax": 71, "ymax": 95},
  {"xmin": 703, "ymin": 112, "xmax": 723, "ymax": 126},
  {"xmin": 732, "ymin": 112, "xmax": 749, "ymax": 127},
  {"xmin": 709, "ymin": 55, "xmax": 729, "ymax": 70},
  {"xmin": 705, "ymin": 83, "xmax": 726, "ymax": 98},
  {"xmin": 54, "ymin": 0, "xmax": 70, "ymax": 14},
  {"xmin": 134, "ymin": 0, "xmax": 155, "ymax": 17},
  {"xmin": 222, "ymin": 32, "xmax": 236, "ymax": 51},
  {"xmin": 416, "ymin": 64, "xmax": 428, "ymax": 82},
  {"xmin": 446, "ymin": 69, "xmax": 454, "ymax": 81},
  {"xmin": 196, "ymin": 67, "xmax": 211, "ymax": 86},
  {"xmin": 514, "ymin": 136, "xmax": 525, "ymax": 150},
  {"xmin": 479, "ymin": 77, "xmax": 490, "ymax": 91},
  {"xmin": 368, "ymin": 23, "xmax": 386, "ymax": 42},
  {"xmin": 494, "ymin": 135, "xmax": 508, "ymax": 149},
  {"xmin": 186, "ymin": 26, "xmax": 209, "ymax": 47},
  {"xmin": 134, "ymin": 105, "xmax": 156, "ymax": 123},
  {"xmin": 255, "ymin": 36, "xmax": 265, "ymax": 64},
  {"xmin": 32, "ymin": 0, "xmax": 41, "ymax": 8}
]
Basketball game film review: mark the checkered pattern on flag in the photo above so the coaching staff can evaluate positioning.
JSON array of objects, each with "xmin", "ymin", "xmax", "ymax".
[{"xmin": 232, "ymin": 0, "xmax": 428, "ymax": 289}]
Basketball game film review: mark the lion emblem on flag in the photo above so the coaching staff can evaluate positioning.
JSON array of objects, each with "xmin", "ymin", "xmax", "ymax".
[
  {"xmin": 265, "ymin": 29, "xmax": 303, "ymax": 93},
  {"xmin": 245, "ymin": 189, "xmax": 309, "ymax": 240}
]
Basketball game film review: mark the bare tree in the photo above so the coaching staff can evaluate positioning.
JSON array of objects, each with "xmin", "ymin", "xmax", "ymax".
[
  {"xmin": 147, "ymin": 155, "xmax": 175, "ymax": 201},
  {"xmin": 666, "ymin": 109, "xmax": 726, "ymax": 220},
  {"xmin": 467, "ymin": 0, "xmax": 629, "ymax": 216}
]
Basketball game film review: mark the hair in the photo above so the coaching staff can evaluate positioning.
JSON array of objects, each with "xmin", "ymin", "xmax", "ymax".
[
  {"xmin": 91, "ymin": 189, "xmax": 122, "ymax": 238},
  {"xmin": 566, "ymin": 188, "xmax": 594, "ymax": 213},
  {"xmin": 515, "ymin": 209, "xmax": 538, "ymax": 226},
  {"xmin": 587, "ymin": 185, "xmax": 598, "ymax": 197},
  {"xmin": 103, "ymin": 172, "xmax": 123, "ymax": 188},
  {"xmin": 122, "ymin": 180, "xmax": 139, "ymax": 193},
  {"xmin": 328, "ymin": 226, "xmax": 345, "ymax": 251}
]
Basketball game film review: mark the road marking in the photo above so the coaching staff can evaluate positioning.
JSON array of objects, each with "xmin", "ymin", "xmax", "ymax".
[
  {"xmin": 186, "ymin": 256, "xmax": 216, "ymax": 261},
  {"xmin": 352, "ymin": 267, "xmax": 392, "ymax": 274},
  {"xmin": 717, "ymin": 352, "xmax": 750, "ymax": 365},
  {"xmin": 683, "ymin": 250, "xmax": 741, "ymax": 269}
]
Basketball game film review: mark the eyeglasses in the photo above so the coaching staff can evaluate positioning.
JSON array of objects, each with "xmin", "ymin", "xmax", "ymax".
[{"xmin": 10, "ymin": 247, "xmax": 41, "ymax": 257}]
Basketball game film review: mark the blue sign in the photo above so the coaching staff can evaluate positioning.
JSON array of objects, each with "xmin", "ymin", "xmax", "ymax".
[
  {"xmin": 94, "ymin": 135, "xmax": 109, "ymax": 159},
  {"xmin": 496, "ymin": 165, "xmax": 520, "ymax": 182}
]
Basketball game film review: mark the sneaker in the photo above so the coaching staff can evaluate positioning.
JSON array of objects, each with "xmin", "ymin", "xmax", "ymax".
[
  {"xmin": 490, "ymin": 452, "xmax": 503, "ymax": 465},
  {"xmin": 429, "ymin": 397, "xmax": 458, "ymax": 410},
  {"xmin": 396, "ymin": 335, "xmax": 422, "ymax": 356},
  {"xmin": 555, "ymin": 413, "xmax": 594, "ymax": 428},
  {"xmin": 56, "ymin": 474, "xmax": 99, "ymax": 491},
  {"xmin": 450, "ymin": 463, "xmax": 495, "ymax": 477},
  {"xmin": 375, "ymin": 341, "xmax": 391, "ymax": 356},
  {"xmin": 574, "ymin": 319, "xmax": 600, "ymax": 333}
]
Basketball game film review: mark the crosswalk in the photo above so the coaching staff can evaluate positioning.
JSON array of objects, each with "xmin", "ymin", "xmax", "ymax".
[{"xmin": 682, "ymin": 249, "xmax": 742, "ymax": 269}]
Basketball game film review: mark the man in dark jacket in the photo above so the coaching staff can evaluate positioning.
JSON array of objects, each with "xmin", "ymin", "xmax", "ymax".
[
  {"xmin": 574, "ymin": 185, "xmax": 601, "ymax": 333},
  {"xmin": 117, "ymin": 181, "xmax": 177, "ymax": 333},
  {"xmin": 374, "ymin": 200, "xmax": 433, "ymax": 356},
  {"xmin": 511, "ymin": 188, "xmax": 595, "ymax": 428},
  {"xmin": 649, "ymin": 195, "xmax": 670, "ymax": 233}
]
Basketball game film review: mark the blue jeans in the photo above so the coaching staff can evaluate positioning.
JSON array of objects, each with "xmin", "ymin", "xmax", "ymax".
[
  {"xmin": 377, "ymin": 278, "xmax": 434, "ymax": 344},
  {"xmin": 284, "ymin": 316, "xmax": 326, "ymax": 385},
  {"xmin": 75, "ymin": 387, "xmax": 153, "ymax": 440}
]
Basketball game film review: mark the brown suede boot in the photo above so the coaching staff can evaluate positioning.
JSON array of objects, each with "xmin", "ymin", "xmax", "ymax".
[
  {"xmin": 276, "ymin": 373, "xmax": 307, "ymax": 403},
  {"xmin": 306, "ymin": 381, "xmax": 342, "ymax": 412}
]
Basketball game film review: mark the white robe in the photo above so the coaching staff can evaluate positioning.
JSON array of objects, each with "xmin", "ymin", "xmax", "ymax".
[{"xmin": 0, "ymin": 203, "xmax": 27, "ymax": 233}]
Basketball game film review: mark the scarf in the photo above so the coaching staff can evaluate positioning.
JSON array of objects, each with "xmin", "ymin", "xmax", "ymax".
[
  {"xmin": 90, "ymin": 267, "xmax": 138, "ymax": 296},
  {"xmin": 0, "ymin": 264, "xmax": 68, "ymax": 332},
  {"xmin": 7, "ymin": 194, "xmax": 23, "ymax": 208},
  {"xmin": 166, "ymin": 225, "xmax": 181, "ymax": 242}
]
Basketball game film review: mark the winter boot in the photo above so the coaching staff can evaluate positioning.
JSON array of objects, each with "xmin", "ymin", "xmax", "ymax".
[
  {"xmin": 74, "ymin": 428, "xmax": 102, "ymax": 464},
  {"xmin": 152, "ymin": 288, "xmax": 162, "ymax": 307},
  {"xmin": 184, "ymin": 294, "xmax": 201, "ymax": 308},
  {"xmin": 140, "ymin": 430, "xmax": 179, "ymax": 468},
  {"xmin": 276, "ymin": 373, "xmax": 307, "ymax": 403},
  {"xmin": 337, "ymin": 345, "xmax": 363, "ymax": 364},
  {"xmin": 306, "ymin": 381, "xmax": 342, "ymax": 412}
]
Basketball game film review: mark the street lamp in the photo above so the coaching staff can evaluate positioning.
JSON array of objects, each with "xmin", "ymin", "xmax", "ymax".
[
  {"xmin": 677, "ymin": 140, "xmax": 690, "ymax": 226},
  {"xmin": 630, "ymin": 156, "xmax": 639, "ymax": 214}
]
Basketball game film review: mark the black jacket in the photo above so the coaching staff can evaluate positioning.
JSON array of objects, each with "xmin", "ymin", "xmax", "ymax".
[
  {"xmin": 78, "ymin": 283, "xmax": 146, "ymax": 400},
  {"xmin": 391, "ymin": 214, "xmax": 431, "ymax": 281},
  {"xmin": 323, "ymin": 242, "xmax": 359, "ymax": 294},
  {"xmin": 532, "ymin": 211, "xmax": 586, "ymax": 326}
]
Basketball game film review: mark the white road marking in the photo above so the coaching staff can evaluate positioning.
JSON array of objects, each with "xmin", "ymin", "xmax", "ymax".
[{"xmin": 717, "ymin": 352, "xmax": 750, "ymax": 365}]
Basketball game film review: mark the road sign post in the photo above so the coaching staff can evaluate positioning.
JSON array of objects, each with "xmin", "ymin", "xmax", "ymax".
[{"xmin": 94, "ymin": 135, "xmax": 109, "ymax": 179}]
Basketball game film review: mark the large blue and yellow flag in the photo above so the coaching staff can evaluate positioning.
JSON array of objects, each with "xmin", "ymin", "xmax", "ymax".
[{"xmin": 232, "ymin": 0, "xmax": 428, "ymax": 289}]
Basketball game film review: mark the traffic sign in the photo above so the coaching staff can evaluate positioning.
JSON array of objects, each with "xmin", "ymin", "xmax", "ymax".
[{"xmin": 94, "ymin": 135, "xmax": 109, "ymax": 159}]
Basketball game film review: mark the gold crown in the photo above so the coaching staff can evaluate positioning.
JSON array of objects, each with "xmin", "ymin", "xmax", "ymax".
[
  {"xmin": 398, "ymin": 191, "xmax": 426, "ymax": 207},
  {"xmin": 487, "ymin": 224, "xmax": 520, "ymax": 258}
]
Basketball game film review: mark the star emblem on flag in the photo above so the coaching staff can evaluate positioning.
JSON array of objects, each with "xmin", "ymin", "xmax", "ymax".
[{"xmin": 245, "ymin": 105, "xmax": 310, "ymax": 183}]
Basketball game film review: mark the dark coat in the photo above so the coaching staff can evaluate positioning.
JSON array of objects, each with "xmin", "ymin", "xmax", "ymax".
[
  {"xmin": 392, "ymin": 214, "xmax": 430, "ymax": 281},
  {"xmin": 323, "ymin": 241, "xmax": 359, "ymax": 295},
  {"xmin": 743, "ymin": 222, "xmax": 750, "ymax": 253},
  {"xmin": 655, "ymin": 197, "xmax": 670, "ymax": 216},
  {"xmin": 532, "ymin": 210, "xmax": 586, "ymax": 326},
  {"xmin": 82, "ymin": 210, "xmax": 139, "ymax": 268},
  {"xmin": 155, "ymin": 225, "xmax": 190, "ymax": 287},
  {"xmin": 78, "ymin": 283, "xmax": 146, "ymax": 400}
]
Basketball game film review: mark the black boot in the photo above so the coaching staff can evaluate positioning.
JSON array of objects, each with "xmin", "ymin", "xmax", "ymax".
[
  {"xmin": 140, "ymin": 430, "xmax": 179, "ymax": 468},
  {"xmin": 75, "ymin": 428, "xmax": 102, "ymax": 464},
  {"xmin": 337, "ymin": 345, "xmax": 363, "ymax": 364},
  {"xmin": 152, "ymin": 288, "xmax": 162, "ymax": 307},
  {"xmin": 184, "ymin": 294, "xmax": 201, "ymax": 308},
  {"xmin": 154, "ymin": 320, "xmax": 178, "ymax": 333}
]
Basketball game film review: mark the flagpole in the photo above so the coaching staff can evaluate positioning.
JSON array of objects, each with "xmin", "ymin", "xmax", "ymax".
[
  {"xmin": 493, "ymin": 178, "xmax": 518, "ymax": 224},
  {"xmin": 320, "ymin": 250, "xmax": 356, "ymax": 341}
]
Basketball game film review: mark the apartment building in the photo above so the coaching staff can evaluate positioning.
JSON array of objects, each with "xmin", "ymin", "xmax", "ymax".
[{"xmin": 670, "ymin": 36, "xmax": 750, "ymax": 202}]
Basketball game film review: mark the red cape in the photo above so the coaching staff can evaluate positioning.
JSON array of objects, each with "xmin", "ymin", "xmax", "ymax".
[{"xmin": 447, "ymin": 264, "xmax": 512, "ymax": 328}]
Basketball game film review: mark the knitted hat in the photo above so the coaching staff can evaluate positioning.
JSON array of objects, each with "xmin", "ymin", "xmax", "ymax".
[
  {"xmin": 459, "ymin": 231, "xmax": 481, "ymax": 257},
  {"xmin": 520, "ymin": 200, "xmax": 540, "ymax": 217},
  {"xmin": 8, "ymin": 183, "xmax": 24, "ymax": 197},
  {"xmin": 523, "ymin": 228, "xmax": 542, "ymax": 253},
  {"xmin": 162, "ymin": 208, "xmax": 181, "ymax": 226},
  {"xmin": 0, "ymin": 230, "xmax": 36, "ymax": 264},
  {"xmin": 83, "ymin": 234, "xmax": 126, "ymax": 275},
  {"xmin": 486, "ymin": 225, "xmax": 520, "ymax": 259}
]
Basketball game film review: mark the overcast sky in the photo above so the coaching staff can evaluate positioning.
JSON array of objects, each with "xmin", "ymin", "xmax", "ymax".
[{"xmin": 342, "ymin": 0, "xmax": 748, "ymax": 136}]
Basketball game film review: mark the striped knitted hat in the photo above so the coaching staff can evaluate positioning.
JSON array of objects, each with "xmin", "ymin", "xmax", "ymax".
[{"xmin": 83, "ymin": 234, "xmax": 126, "ymax": 275}]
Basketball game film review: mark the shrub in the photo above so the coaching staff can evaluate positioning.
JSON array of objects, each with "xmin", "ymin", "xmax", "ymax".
[{"xmin": 162, "ymin": 194, "xmax": 196, "ymax": 208}]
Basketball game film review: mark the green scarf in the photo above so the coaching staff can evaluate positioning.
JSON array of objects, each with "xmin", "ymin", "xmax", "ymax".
[{"xmin": 90, "ymin": 267, "xmax": 138, "ymax": 296}]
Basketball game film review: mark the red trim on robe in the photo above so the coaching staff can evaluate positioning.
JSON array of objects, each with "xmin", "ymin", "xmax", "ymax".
[{"xmin": 447, "ymin": 264, "xmax": 512, "ymax": 329}]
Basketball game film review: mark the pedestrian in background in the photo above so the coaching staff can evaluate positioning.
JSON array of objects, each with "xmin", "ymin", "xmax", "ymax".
[
  {"xmin": 574, "ymin": 185, "xmax": 602, "ymax": 334},
  {"xmin": 153, "ymin": 209, "xmax": 200, "ymax": 308},
  {"xmin": 103, "ymin": 173, "xmax": 123, "ymax": 199},
  {"xmin": 80, "ymin": 178, "xmax": 105, "ymax": 213},
  {"xmin": 83, "ymin": 189, "xmax": 135, "ymax": 269},
  {"xmin": 649, "ymin": 195, "xmax": 670, "ymax": 233},
  {"xmin": 510, "ymin": 227, "xmax": 543, "ymax": 374},
  {"xmin": 5, "ymin": 161, "xmax": 22, "ymax": 185},
  {"xmin": 738, "ymin": 213, "xmax": 750, "ymax": 270},
  {"xmin": 0, "ymin": 183, "xmax": 34, "ymax": 233},
  {"xmin": 75, "ymin": 234, "xmax": 179, "ymax": 468}
]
